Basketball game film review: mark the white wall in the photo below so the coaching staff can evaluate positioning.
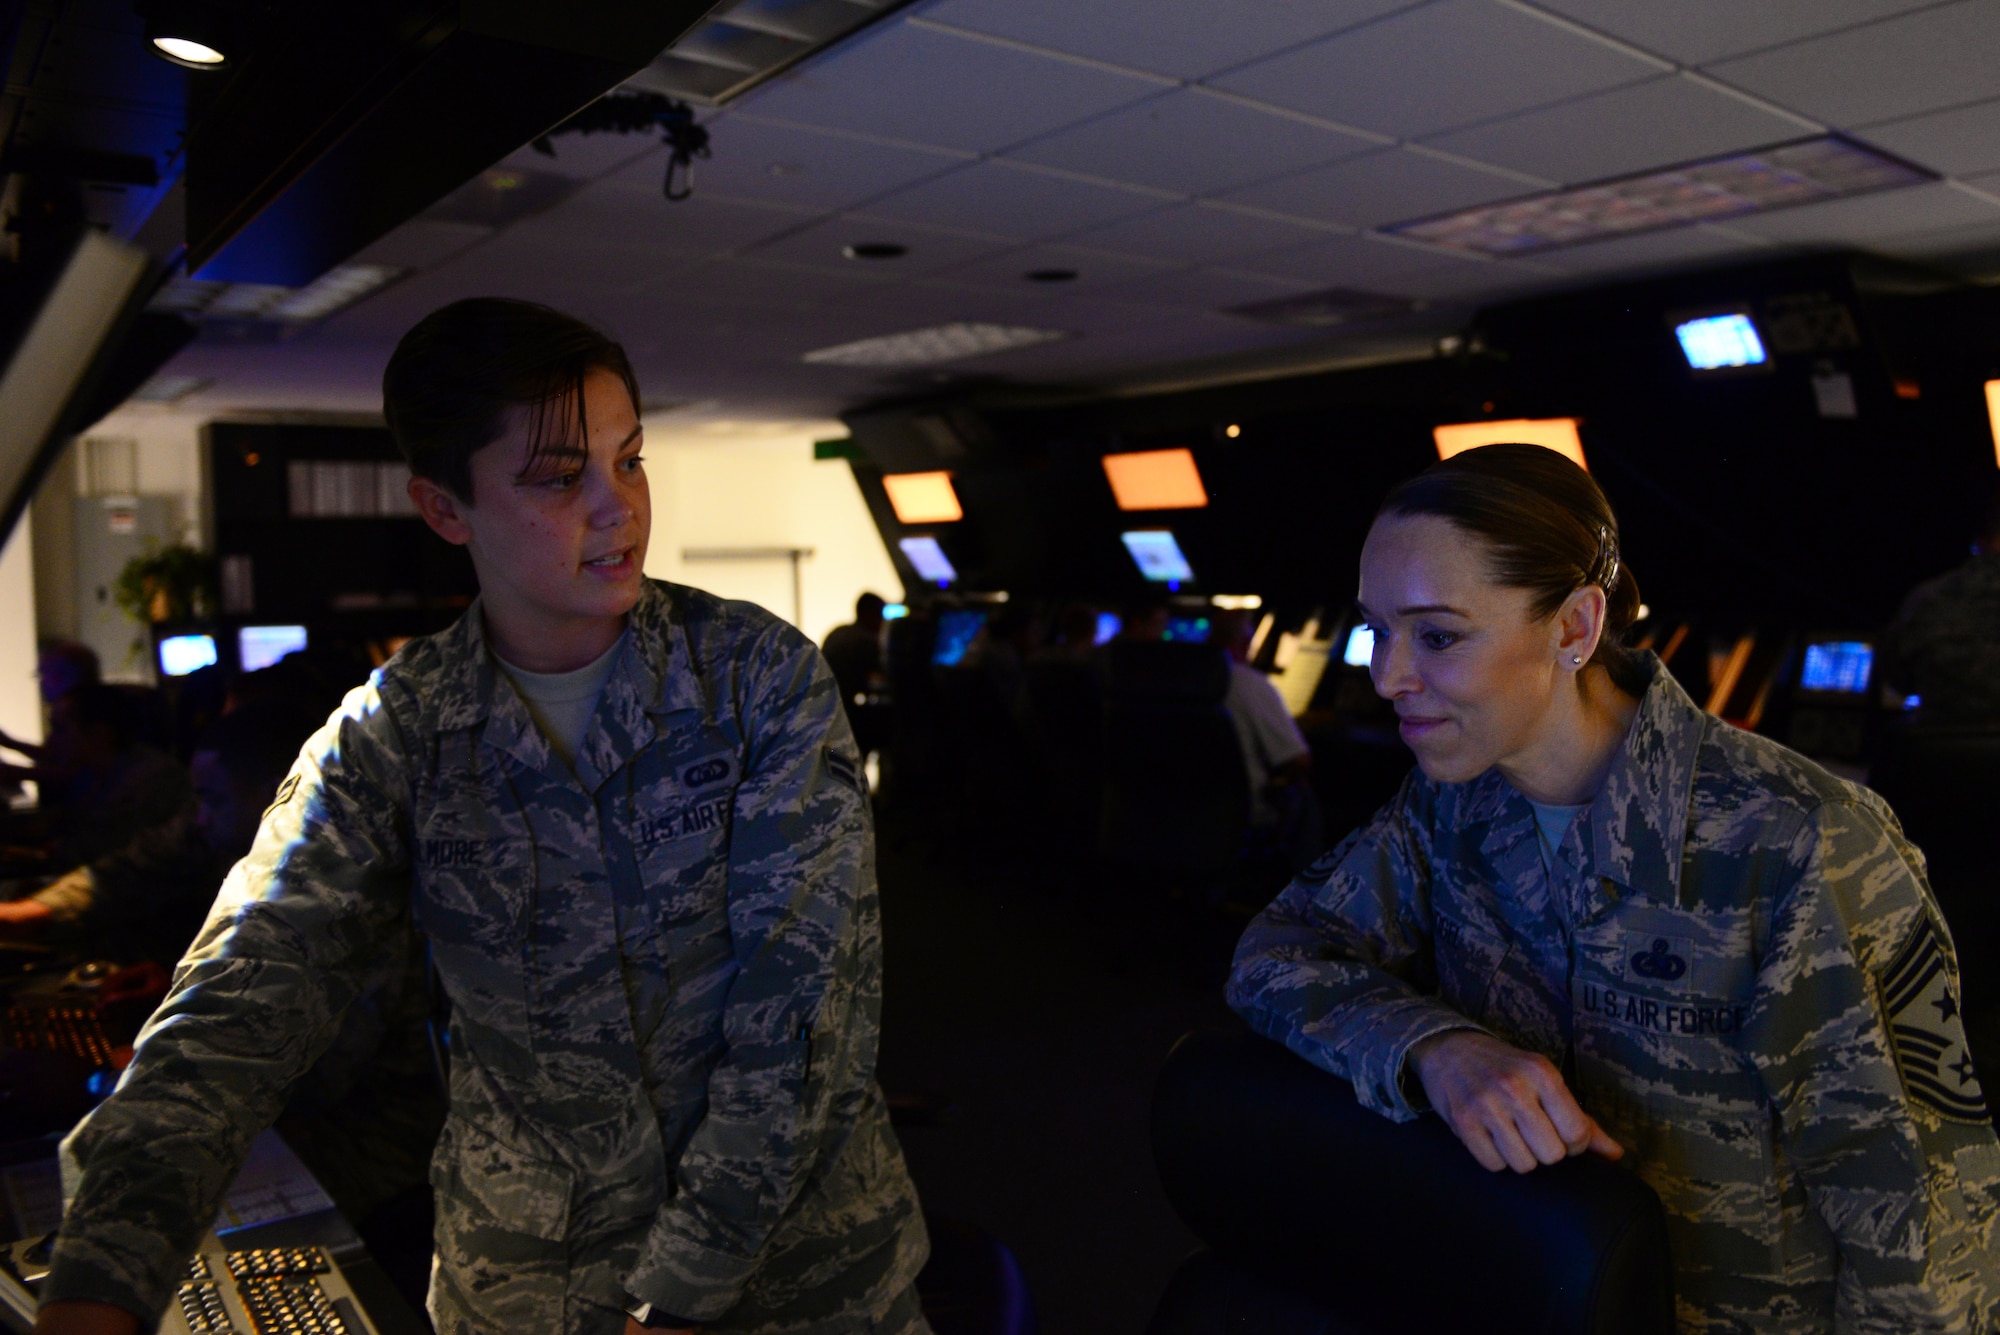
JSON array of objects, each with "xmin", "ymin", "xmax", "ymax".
[
  {"xmin": 640, "ymin": 419, "xmax": 902, "ymax": 647},
  {"xmin": 74, "ymin": 407, "xmax": 208, "ymax": 544},
  {"xmin": 0, "ymin": 513, "xmax": 43, "ymax": 750}
]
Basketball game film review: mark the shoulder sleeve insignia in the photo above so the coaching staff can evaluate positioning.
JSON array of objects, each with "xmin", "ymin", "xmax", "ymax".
[{"xmin": 1881, "ymin": 915, "xmax": 1990, "ymax": 1123}]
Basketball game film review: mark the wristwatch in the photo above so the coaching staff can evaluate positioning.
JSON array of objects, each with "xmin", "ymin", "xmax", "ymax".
[{"xmin": 626, "ymin": 1300, "xmax": 698, "ymax": 1329}]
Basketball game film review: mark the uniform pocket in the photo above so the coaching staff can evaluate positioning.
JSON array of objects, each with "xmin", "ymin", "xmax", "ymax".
[
  {"xmin": 1433, "ymin": 910, "xmax": 1511, "ymax": 1017},
  {"xmin": 432, "ymin": 1116, "xmax": 573, "ymax": 1242}
]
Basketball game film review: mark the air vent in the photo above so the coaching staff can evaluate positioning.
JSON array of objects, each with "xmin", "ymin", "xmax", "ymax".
[
  {"xmin": 625, "ymin": 0, "xmax": 917, "ymax": 105},
  {"xmin": 1384, "ymin": 136, "xmax": 1931, "ymax": 257},
  {"xmin": 1227, "ymin": 287, "xmax": 1421, "ymax": 328}
]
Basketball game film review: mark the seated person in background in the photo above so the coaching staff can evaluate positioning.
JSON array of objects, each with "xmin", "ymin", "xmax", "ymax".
[
  {"xmin": 0, "ymin": 699, "xmax": 317, "ymax": 967},
  {"xmin": 822, "ymin": 592, "xmax": 888, "ymax": 757},
  {"xmin": 0, "ymin": 641, "xmax": 102, "ymax": 775},
  {"xmin": 1228, "ymin": 444, "xmax": 1999, "ymax": 1330},
  {"xmin": 1116, "ymin": 593, "xmax": 1169, "ymax": 643},
  {"xmin": 1881, "ymin": 487, "xmax": 2000, "ymax": 723},
  {"xmin": 1210, "ymin": 609, "xmax": 1311, "ymax": 827},
  {"xmin": 4, "ymin": 683, "xmax": 190, "ymax": 869}
]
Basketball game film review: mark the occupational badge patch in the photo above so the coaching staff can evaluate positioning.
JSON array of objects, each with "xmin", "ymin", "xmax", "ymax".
[{"xmin": 1881, "ymin": 915, "xmax": 1989, "ymax": 1123}]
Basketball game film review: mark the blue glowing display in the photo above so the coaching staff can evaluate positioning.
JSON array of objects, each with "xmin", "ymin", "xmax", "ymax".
[
  {"xmin": 1800, "ymin": 640, "xmax": 1873, "ymax": 694},
  {"xmin": 1343, "ymin": 625, "xmax": 1376, "ymax": 667},
  {"xmin": 158, "ymin": 634, "xmax": 218, "ymax": 677},
  {"xmin": 238, "ymin": 624, "xmax": 307, "ymax": 672},
  {"xmin": 1675, "ymin": 313, "xmax": 1767, "ymax": 370},
  {"xmin": 1122, "ymin": 530, "xmax": 1194, "ymax": 584},
  {"xmin": 931, "ymin": 609, "xmax": 987, "ymax": 667},
  {"xmin": 899, "ymin": 536, "xmax": 957, "ymax": 584}
]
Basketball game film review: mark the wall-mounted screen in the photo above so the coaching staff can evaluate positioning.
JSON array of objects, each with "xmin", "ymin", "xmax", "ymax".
[
  {"xmin": 158, "ymin": 633, "xmax": 218, "ymax": 677},
  {"xmin": 1163, "ymin": 614, "xmax": 1211, "ymax": 644},
  {"xmin": 238, "ymin": 624, "xmax": 308, "ymax": 672},
  {"xmin": 1799, "ymin": 640, "xmax": 1873, "ymax": 694},
  {"xmin": 932, "ymin": 609, "xmax": 987, "ymax": 667},
  {"xmin": 1121, "ymin": 530, "xmax": 1194, "ymax": 584},
  {"xmin": 1343, "ymin": 624, "xmax": 1376, "ymax": 667},
  {"xmin": 1674, "ymin": 312, "xmax": 1767, "ymax": 370},
  {"xmin": 898, "ymin": 536, "xmax": 957, "ymax": 584}
]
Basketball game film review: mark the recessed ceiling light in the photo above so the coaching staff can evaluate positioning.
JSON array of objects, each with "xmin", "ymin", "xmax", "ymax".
[
  {"xmin": 803, "ymin": 323, "xmax": 1070, "ymax": 368},
  {"xmin": 146, "ymin": 264, "xmax": 404, "ymax": 324},
  {"xmin": 143, "ymin": 0, "xmax": 232, "ymax": 67},
  {"xmin": 1384, "ymin": 135, "xmax": 1931, "ymax": 256},
  {"xmin": 130, "ymin": 374, "xmax": 211, "ymax": 404},
  {"xmin": 844, "ymin": 242, "xmax": 908, "ymax": 260},
  {"xmin": 1025, "ymin": 269, "xmax": 1077, "ymax": 283}
]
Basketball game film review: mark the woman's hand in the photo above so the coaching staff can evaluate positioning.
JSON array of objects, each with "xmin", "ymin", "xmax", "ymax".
[
  {"xmin": 1408, "ymin": 1030, "xmax": 1623, "ymax": 1173},
  {"xmin": 33, "ymin": 1301, "xmax": 141, "ymax": 1335}
]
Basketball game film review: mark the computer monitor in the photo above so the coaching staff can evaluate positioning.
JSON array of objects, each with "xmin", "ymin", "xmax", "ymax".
[
  {"xmin": 1163, "ymin": 614, "xmax": 1211, "ymax": 644},
  {"xmin": 1799, "ymin": 639, "xmax": 1873, "ymax": 694},
  {"xmin": 1342, "ymin": 624, "xmax": 1376, "ymax": 667},
  {"xmin": 1673, "ymin": 311, "xmax": 1767, "ymax": 371},
  {"xmin": 238, "ymin": 624, "xmax": 308, "ymax": 672},
  {"xmin": 1121, "ymin": 529, "xmax": 1194, "ymax": 585},
  {"xmin": 899, "ymin": 536, "xmax": 957, "ymax": 585},
  {"xmin": 158, "ymin": 633, "xmax": 218, "ymax": 677},
  {"xmin": 931, "ymin": 609, "xmax": 987, "ymax": 667},
  {"xmin": 1094, "ymin": 612, "xmax": 1121, "ymax": 645},
  {"xmin": 882, "ymin": 603, "xmax": 909, "ymax": 621}
]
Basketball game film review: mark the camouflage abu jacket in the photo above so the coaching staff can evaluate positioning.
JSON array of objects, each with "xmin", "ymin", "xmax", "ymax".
[
  {"xmin": 46, "ymin": 580, "xmax": 931, "ymax": 1334},
  {"xmin": 1228, "ymin": 655, "xmax": 2000, "ymax": 1334}
]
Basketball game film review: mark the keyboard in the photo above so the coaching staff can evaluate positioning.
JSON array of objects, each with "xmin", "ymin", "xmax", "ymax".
[{"xmin": 162, "ymin": 1243, "xmax": 378, "ymax": 1335}]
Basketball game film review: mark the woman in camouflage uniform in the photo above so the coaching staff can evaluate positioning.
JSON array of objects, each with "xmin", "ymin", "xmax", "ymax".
[
  {"xmin": 38, "ymin": 300, "xmax": 932, "ymax": 1335},
  {"xmin": 1229, "ymin": 444, "xmax": 1998, "ymax": 1333}
]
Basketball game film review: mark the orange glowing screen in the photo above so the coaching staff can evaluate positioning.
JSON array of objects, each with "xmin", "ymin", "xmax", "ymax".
[
  {"xmin": 882, "ymin": 471, "xmax": 963, "ymax": 524},
  {"xmin": 1985, "ymin": 381, "xmax": 2000, "ymax": 469},
  {"xmin": 1101, "ymin": 448, "xmax": 1209, "ymax": 511},
  {"xmin": 1432, "ymin": 418, "xmax": 1587, "ymax": 470}
]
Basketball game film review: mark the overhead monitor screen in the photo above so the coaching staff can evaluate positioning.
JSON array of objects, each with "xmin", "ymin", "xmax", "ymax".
[
  {"xmin": 238, "ymin": 624, "xmax": 308, "ymax": 672},
  {"xmin": 1163, "ymin": 614, "xmax": 1211, "ymax": 644},
  {"xmin": 881, "ymin": 472, "xmax": 962, "ymax": 524},
  {"xmin": 1800, "ymin": 640, "xmax": 1873, "ymax": 694},
  {"xmin": 1674, "ymin": 312, "xmax": 1767, "ymax": 370},
  {"xmin": 898, "ymin": 536, "xmax": 957, "ymax": 584},
  {"xmin": 158, "ymin": 633, "xmax": 218, "ymax": 677},
  {"xmin": 1433, "ymin": 418, "xmax": 1586, "ymax": 470},
  {"xmin": 1101, "ymin": 448, "xmax": 1208, "ymax": 511},
  {"xmin": 1343, "ymin": 624, "xmax": 1376, "ymax": 667},
  {"xmin": 931, "ymin": 609, "xmax": 987, "ymax": 667},
  {"xmin": 1121, "ymin": 530, "xmax": 1194, "ymax": 584}
]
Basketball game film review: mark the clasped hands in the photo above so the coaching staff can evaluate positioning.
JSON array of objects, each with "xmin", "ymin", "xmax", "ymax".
[{"xmin": 1408, "ymin": 1030, "xmax": 1623, "ymax": 1173}]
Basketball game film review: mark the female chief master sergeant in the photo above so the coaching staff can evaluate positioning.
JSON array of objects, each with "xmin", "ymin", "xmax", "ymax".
[
  {"xmin": 1229, "ymin": 445, "xmax": 1999, "ymax": 1333},
  {"xmin": 37, "ymin": 299, "xmax": 932, "ymax": 1335}
]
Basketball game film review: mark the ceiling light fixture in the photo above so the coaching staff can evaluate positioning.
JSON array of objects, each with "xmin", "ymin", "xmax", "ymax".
[
  {"xmin": 147, "ymin": 264, "xmax": 404, "ymax": 324},
  {"xmin": 1385, "ymin": 136, "xmax": 1931, "ymax": 257},
  {"xmin": 141, "ymin": 0, "xmax": 233, "ymax": 68},
  {"xmin": 803, "ymin": 322, "xmax": 1070, "ymax": 369},
  {"xmin": 624, "ymin": 0, "xmax": 922, "ymax": 106}
]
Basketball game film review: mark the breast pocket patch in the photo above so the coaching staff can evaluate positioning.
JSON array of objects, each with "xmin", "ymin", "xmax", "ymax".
[{"xmin": 1882, "ymin": 915, "xmax": 1990, "ymax": 1124}]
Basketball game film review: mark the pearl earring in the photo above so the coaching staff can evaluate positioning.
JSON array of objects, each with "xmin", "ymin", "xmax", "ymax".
[{"xmin": 1571, "ymin": 655, "xmax": 1583, "ymax": 665}]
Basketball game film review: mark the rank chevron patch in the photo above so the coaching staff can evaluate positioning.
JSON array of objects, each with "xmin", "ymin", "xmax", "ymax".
[{"xmin": 1881, "ymin": 915, "xmax": 1990, "ymax": 1123}]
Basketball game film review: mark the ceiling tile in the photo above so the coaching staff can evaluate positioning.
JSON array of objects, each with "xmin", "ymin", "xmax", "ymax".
[
  {"xmin": 1103, "ymin": 266, "xmax": 1322, "ymax": 310},
  {"xmin": 1220, "ymin": 147, "xmax": 1535, "ymax": 230},
  {"xmin": 495, "ymin": 130, "xmax": 663, "ymax": 183},
  {"xmin": 1004, "ymin": 88, "xmax": 1383, "ymax": 196},
  {"xmin": 526, "ymin": 168, "xmax": 823, "ymax": 259},
  {"xmin": 660, "ymin": 259, "xmax": 897, "ymax": 307},
  {"xmin": 935, "ymin": 243, "xmax": 1180, "ymax": 291},
  {"xmin": 1858, "ymin": 97, "xmax": 2000, "ymax": 177},
  {"xmin": 731, "ymin": 21, "xmax": 1162, "ymax": 154},
  {"xmin": 1419, "ymin": 75, "xmax": 1814, "ymax": 184},
  {"xmin": 1706, "ymin": 3, "xmax": 2000, "ymax": 128},
  {"xmin": 1063, "ymin": 202, "xmax": 1340, "ymax": 264},
  {"xmin": 1209, "ymin": 0, "xmax": 1665, "ymax": 141},
  {"xmin": 1517, "ymin": 221, "xmax": 1772, "ymax": 276},
  {"xmin": 350, "ymin": 220, "xmax": 494, "ymax": 271},
  {"xmin": 1522, "ymin": 0, "xmax": 1935, "ymax": 66},
  {"xmin": 739, "ymin": 214, "xmax": 1015, "ymax": 273},
  {"xmin": 1247, "ymin": 232, "xmax": 1493, "ymax": 286},
  {"xmin": 855, "ymin": 161, "xmax": 1168, "ymax": 240},
  {"xmin": 1722, "ymin": 180, "xmax": 2000, "ymax": 243},
  {"xmin": 679, "ymin": 114, "xmax": 967, "ymax": 212},
  {"xmin": 913, "ymin": 0, "xmax": 1421, "ymax": 80}
]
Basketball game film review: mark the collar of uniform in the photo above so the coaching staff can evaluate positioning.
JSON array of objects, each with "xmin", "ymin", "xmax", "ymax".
[
  {"xmin": 1583, "ymin": 652, "xmax": 1708, "ymax": 907},
  {"xmin": 572, "ymin": 581, "xmax": 710, "ymax": 787}
]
